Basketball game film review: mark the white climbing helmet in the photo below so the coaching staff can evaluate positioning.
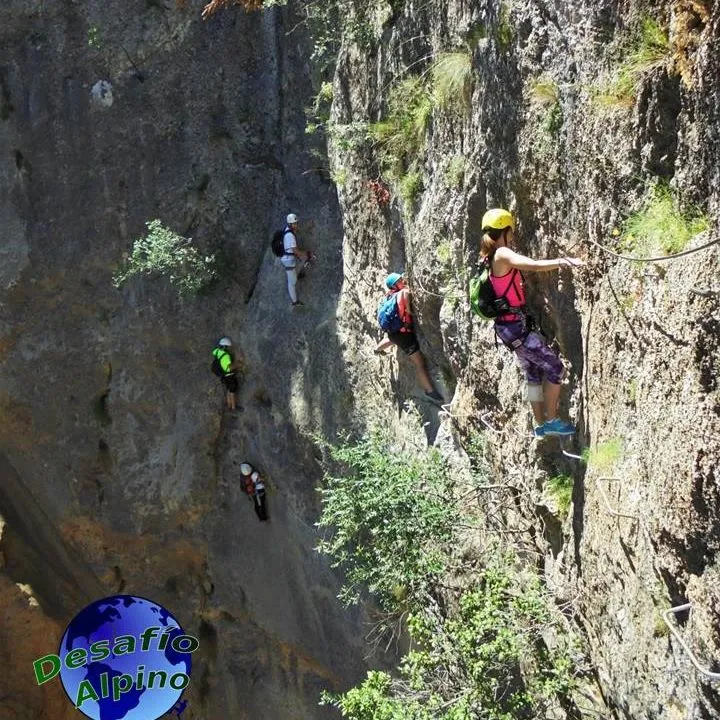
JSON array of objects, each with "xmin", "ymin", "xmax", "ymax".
[
  {"xmin": 286, "ymin": 213, "xmax": 298, "ymax": 225},
  {"xmin": 240, "ymin": 463, "xmax": 252, "ymax": 475},
  {"xmin": 218, "ymin": 337, "xmax": 232, "ymax": 347}
]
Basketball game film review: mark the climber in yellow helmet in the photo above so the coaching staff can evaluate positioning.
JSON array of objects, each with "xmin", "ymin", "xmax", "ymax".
[{"xmin": 479, "ymin": 208, "xmax": 584, "ymax": 439}]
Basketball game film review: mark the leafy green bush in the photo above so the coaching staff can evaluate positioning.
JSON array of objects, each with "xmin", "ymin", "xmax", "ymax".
[
  {"xmin": 398, "ymin": 170, "xmax": 424, "ymax": 208},
  {"xmin": 583, "ymin": 437, "xmax": 623, "ymax": 473},
  {"xmin": 322, "ymin": 560, "xmax": 578, "ymax": 719},
  {"xmin": 113, "ymin": 220, "xmax": 217, "ymax": 297},
  {"xmin": 432, "ymin": 51, "xmax": 473, "ymax": 110},
  {"xmin": 541, "ymin": 101, "xmax": 563, "ymax": 137},
  {"xmin": 368, "ymin": 76, "xmax": 432, "ymax": 176},
  {"xmin": 327, "ymin": 120, "xmax": 370, "ymax": 153},
  {"xmin": 435, "ymin": 240, "xmax": 452, "ymax": 267},
  {"xmin": 316, "ymin": 432, "xmax": 457, "ymax": 612},
  {"xmin": 495, "ymin": 2, "xmax": 515, "ymax": 51},
  {"xmin": 622, "ymin": 183, "xmax": 709, "ymax": 255},
  {"xmin": 546, "ymin": 475, "xmax": 574, "ymax": 516},
  {"xmin": 529, "ymin": 76, "xmax": 559, "ymax": 107},
  {"xmin": 444, "ymin": 154, "xmax": 468, "ymax": 188},
  {"xmin": 593, "ymin": 18, "xmax": 669, "ymax": 107}
]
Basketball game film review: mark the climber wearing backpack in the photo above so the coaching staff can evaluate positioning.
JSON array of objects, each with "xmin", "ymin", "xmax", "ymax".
[
  {"xmin": 271, "ymin": 213, "xmax": 314, "ymax": 307},
  {"xmin": 375, "ymin": 273, "xmax": 444, "ymax": 404},
  {"xmin": 211, "ymin": 337, "xmax": 244, "ymax": 411},
  {"xmin": 474, "ymin": 208, "xmax": 584, "ymax": 438},
  {"xmin": 240, "ymin": 462, "xmax": 268, "ymax": 522}
]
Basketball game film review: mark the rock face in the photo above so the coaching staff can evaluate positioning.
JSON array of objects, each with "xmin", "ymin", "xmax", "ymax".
[
  {"xmin": 0, "ymin": 2, "xmax": 384, "ymax": 718},
  {"xmin": 326, "ymin": 0, "xmax": 720, "ymax": 718},
  {"xmin": 2, "ymin": 1, "xmax": 720, "ymax": 719}
]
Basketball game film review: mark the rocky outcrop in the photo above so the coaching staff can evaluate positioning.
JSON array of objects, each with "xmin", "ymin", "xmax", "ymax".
[
  {"xmin": 2, "ymin": 0, "xmax": 719, "ymax": 718},
  {"xmin": 0, "ymin": 2, "xmax": 385, "ymax": 718},
  {"xmin": 328, "ymin": 0, "xmax": 720, "ymax": 718}
]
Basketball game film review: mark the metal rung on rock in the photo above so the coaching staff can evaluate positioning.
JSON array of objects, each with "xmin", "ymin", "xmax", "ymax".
[
  {"xmin": 480, "ymin": 412, "xmax": 504, "ymax": 435},
  {"xmin": 663, "ymin": 603, "xmax": 720, "ymax": 681},
  {"xmin": 596, "ymin": 477, "xmax": 638, "ymax": 519},
  {"xmin": 560, "ymin": 437, "xmax": 583, "ymax": 460}
]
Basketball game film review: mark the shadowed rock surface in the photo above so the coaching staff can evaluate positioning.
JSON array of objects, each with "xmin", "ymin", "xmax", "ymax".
[{"xmin": 2, "ymin": 1, "xmax": 720, "ymax": 719}]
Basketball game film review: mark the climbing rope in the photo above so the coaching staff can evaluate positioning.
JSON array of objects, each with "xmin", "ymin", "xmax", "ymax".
[{"xmin": 575, "ymin": 234, "xmax": 720, "ymax": 263}]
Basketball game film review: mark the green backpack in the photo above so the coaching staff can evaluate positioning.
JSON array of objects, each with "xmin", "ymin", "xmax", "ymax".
[{"xmin": 469, "ymin": 256, "xmax": 512, "ymax": 320}]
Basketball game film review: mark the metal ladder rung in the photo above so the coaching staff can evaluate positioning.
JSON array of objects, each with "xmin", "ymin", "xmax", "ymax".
[
  {"xmin": 663, "ymin": 603, "xmax": 720, "ymax": 680},
  {"xmin": 595, "ymin": 477, "xmax": 638, "ymax": 519}
]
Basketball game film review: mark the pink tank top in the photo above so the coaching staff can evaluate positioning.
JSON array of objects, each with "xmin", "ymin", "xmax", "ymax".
[{"xmin": 489, "ymin": 266, "xmax": 525, "ymax": 321}]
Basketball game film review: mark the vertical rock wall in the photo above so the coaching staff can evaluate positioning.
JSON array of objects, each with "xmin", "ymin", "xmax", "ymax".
[
  {"xmin": 0, "ymin": 2, "xmax": 386, "ymax": 718},
  {"xmin": 329, "ymin": 0, "xmax": 720, "ymax": 717}
]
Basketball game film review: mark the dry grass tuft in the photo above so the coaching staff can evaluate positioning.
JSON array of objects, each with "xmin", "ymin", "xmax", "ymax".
[
  {"xmin": 201, "ymin": 0, "xmax": 264, "ymax": 20},
  {"xmin": 671, "ymin": 0, "xmax": 712, "ymax": 87}
]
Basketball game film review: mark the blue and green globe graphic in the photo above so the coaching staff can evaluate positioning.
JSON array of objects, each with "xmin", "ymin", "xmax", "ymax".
[{"xmin": 59, "ymin": 595, "xmax": 193, "ymax": 720}]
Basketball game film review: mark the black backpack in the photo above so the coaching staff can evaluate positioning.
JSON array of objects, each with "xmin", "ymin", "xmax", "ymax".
[{"xmin": 271, "ymin": 228, "xmax": 294, "ymax": 257}]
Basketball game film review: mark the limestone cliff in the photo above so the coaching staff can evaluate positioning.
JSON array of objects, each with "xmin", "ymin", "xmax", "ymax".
[
  {"xmin": 328, "ymin": 0, "xmax": 720, "ymax": 718},
  {"xmin": 0, "ymin": 1, "xmax": 383, "ymax": 718},
  {"xmin": 1, "ymin": 0, "xmax": 720, "ymax": 719}
]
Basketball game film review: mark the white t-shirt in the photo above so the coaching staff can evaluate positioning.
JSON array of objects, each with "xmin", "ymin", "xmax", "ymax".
[
  {"xmin": 281, "ymin": 229, "xmax": 297, "ymax": 269},
  {"xmin": 251, "ymin": 471, "xmax": 265, "ymax": 492}
]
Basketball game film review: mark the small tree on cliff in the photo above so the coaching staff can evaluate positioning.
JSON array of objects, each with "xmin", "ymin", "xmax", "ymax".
[{"xmin": 113, "ymin": 219, "xmax": 217, "ymax": 297}]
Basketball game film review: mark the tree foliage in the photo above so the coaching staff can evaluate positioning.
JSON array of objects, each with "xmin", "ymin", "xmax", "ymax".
[
  {"xmin": 113, "ymin": 219, "xmax": 217, "ymax": 297},
  {"xmin": 316, "ymin": 432, "xmax": 457, "ymax": 613},
  {"xmin": 316, "ymin": 433, "xmax": 581, "ymax": 719},
  {"xmin": 322, "ymin": 562, "xmax": 579, "ymax": 719}
]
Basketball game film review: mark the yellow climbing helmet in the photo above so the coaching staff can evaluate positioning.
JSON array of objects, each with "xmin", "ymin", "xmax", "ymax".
[{"xmin": 481, "ymin": 208, "xmax": 515, "ymax": 231}]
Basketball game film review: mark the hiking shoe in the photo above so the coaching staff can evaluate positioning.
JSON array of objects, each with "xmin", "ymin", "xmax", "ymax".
[
  {"xmin": 533, "ymin": 424, "xmax": 546, "ymax": 439},
  {"xmin": 291, "ymin": 300, "xmax": 304, "ymax": 307},
  {"xmin": 542, "ymin": 418, "xmax": 576, "ymax": 436},
  {"xmin": 424, "ymin": 390, "xmax": 444, "ymax": 404}
]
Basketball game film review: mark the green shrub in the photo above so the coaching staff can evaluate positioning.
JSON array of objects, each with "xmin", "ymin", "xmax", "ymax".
[
  {"xmin": 542, "ymin": 101, "xmax": 563, "ymax": 136},
  {"xmin": 622, "ymin": 183, "xmax": 709, "ymax": 255},
  {"xmin": 305, "ymin": 80, "xmax": 334, "ymax": 133},
  {"xmin": 87, "ymin": 26, "xmax": 102, "ymax": 49},
  {"xmin": 399, "ymin": 170, "xmax": 424, "ymax": 208},
  {"xmin": 331, "ymin": 167, "xmax": 348, "ymax": 188},
  {"xmin": 495, "ymin": 2, "xmax": 515, "ymax": 51},
  {"xmin": 368, "ymin": 76, "xmax": 432, "ymax": 176},
  {"xmin": 593, "ymin": 17, "xmax": 669, "ymax": 107},
  {"xmin": 583, "ymin": 437, "xmax": 623, "ymax": 473},
  {"xmin": 444, "ymin": 154, "xmax": 467, "ymax": 188},
  {"xmin": 628, "ymin": 378, "xmax": 638, "ymax": 404},
  {"xmin": 435, "ymin": 240, "xmax": 452, "ymax": 267},
  {"xmin": 113, "ymin": 220, "xmax": 217, "ymax": 297},
  {"xmin": 546, "ymin": 475, "xmax": 574, "ymax": 516},
  {"xmin": 529, "ymin": 76, "xmax": 559, "ymax": 107},
  {"xmin": 432, "ymin": 51, "xmax": 473, "ymax": 110},
  {"xmin": 464, "ymin": 21, "xmax": 487, "ymax": 50},
  {"xmin": 327, "ymin": 120, "xmax": 370, "ymax": 153},
  {"xmin": 316, "ymin": 432, "xmax": 457, "ymax": 612},
  {"xmin": 321, "ymin": 560, "xmax": 578, "ymax": 719}
]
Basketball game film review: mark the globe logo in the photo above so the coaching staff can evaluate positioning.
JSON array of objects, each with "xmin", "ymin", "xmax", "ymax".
[{"xmin": 33, "ymin": 595, "xmax": 198, "ymax": 720}]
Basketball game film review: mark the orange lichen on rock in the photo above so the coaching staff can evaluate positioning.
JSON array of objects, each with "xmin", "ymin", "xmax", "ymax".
[{"xmin": 0, "ymin": 574, "xmax": 77, "ymax": 719}]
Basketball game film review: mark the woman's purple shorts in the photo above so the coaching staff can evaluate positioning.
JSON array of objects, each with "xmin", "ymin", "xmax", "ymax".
[{"xmin": 494, "ymin": 320, "xmax": 564, "ymax": 385}]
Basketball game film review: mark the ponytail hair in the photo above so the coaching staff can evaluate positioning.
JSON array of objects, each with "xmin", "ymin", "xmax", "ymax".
[{"xmin": 480, "ymin": 227, "xmax": 505, "ymax": 258}]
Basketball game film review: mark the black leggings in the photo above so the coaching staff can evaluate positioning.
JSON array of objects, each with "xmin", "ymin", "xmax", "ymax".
[{"xmin": 253, "ymin": 490, "xmax": 268, "ymax": 521}]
